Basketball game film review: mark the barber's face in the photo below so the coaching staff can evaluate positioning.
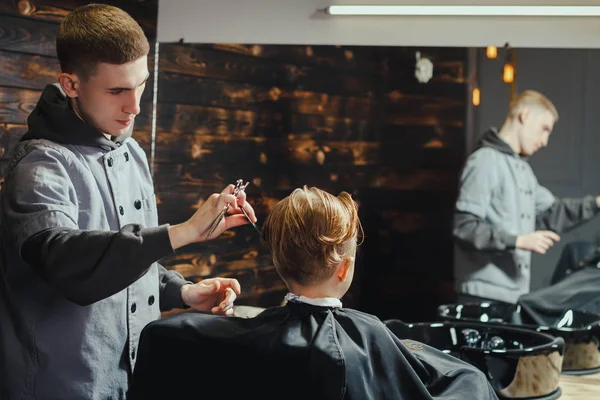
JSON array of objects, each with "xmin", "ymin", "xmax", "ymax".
[
  {"xmin": 60, "ymin": 56, "xmax": 149, "ymax": 137},
  {"xmin": 519, "ymin": 108, "xmax": 554, "ymax": 156}
]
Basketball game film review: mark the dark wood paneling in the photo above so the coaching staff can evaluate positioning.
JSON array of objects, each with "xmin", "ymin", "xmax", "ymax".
[
  {"xmin": 0, "ymin": 14, "xmax": 58, "ymax": 56},
  {"xmin": 155, "ymin": 43, "xmax": 468, "ymax": 316},
  {"xmin": 0, "ymin": 123, "xmax": 26, "ymax": 159},
  {"xmin": 142, "ymin": 131, "xmax": 463, "ymax": 168},
  {"xmin": 159, "ymin": 44, "xmax": 289, "ymax": 86},
  {"xmin": 151, "ymin": 98, "xmax": 465, "ymax": 147},
  {"xmin": 153, "ymin": 162, "xmax": 459, "ymax": 196},
  {"xmin": 151, "ymin": 103, "xmax": 279, "ymax": 138},
  {"xmin": 0, "ymin": 0, "xmax": 157, "ymax": 39},
  {"xmin": 160, "ymin": 44, "xmax": 376, "ymax": 98},
  {"xmin": 207, "ymin": 43, "xmax": 374, "ymax": 70},
  {"xmin": 0, "ymin": 87, "xmax": 40, "ymax": 124},
  {"xmin": 158, "ymin": 72, "xmax": 273, "ymax": 109},
  {"xmin": 0, "ymin": 50, "xmax": 60, "ymax": 90}
]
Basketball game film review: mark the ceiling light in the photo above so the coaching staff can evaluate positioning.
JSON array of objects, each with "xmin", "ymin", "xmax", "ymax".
[{"xmin": 324, "ymin": 5, "xmax": 600, "ymax": 17}]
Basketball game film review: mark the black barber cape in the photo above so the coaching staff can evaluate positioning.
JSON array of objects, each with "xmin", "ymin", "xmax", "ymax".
[
  {"xmin": 128, "ymin": 301, "xmax": 498, "ymax": 400},
  {"xmin": 518, "ymin": 266, "xmax": 600, "ymax": 326}
]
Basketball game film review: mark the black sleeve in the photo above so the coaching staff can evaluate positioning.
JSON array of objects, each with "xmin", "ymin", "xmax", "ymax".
[
  {"xmin": 158, "ymin": 263, "xmax": 192, "ymax": 312},
  {"xmin": 453, "ymin": 211, "xmax": 517, "ymax": 251},
  {"xmin": 21, "ymin": 224, "xmax": 174, "ymax": 306},
  {"xmin": 536, "ymin": 196, "xmax": 600, "ymax": 233}
]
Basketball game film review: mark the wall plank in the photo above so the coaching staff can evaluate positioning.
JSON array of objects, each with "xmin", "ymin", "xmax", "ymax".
[
  {"xmin": 0, "ymin": 50, "xmax": 60, "ymax": 89},
  {"xmin": 0, "ymin": 14, "xmax": 58, "ymax": 56},
  {"xmin": 0, "ymin": 87, "xmax": 40, "ymax": 124},
  {"xmin": 145, "ymin": 134, "xmax": 463, "ymax": 172},
  {"xmin": 158, "ymin": 72, "xmax": 377, "ymax": 117},
  {"xmin": 207, "ymin": 43, "xmax": 373, "ymax": 70},
  {"xmin": 0, "ymin": 0, "xmax": 157, "ymax": 39},
  {"xmin": 159, "ymin": 44, "xmax": 376, "ymax": 97},
  {"xmin": 0, "ymin": 123, "xmax": 26, "ymax": 159}
]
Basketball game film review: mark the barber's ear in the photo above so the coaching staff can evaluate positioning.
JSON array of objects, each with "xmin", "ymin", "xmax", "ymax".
[
  {"xmin": 518, "ymin": 108, "xmax": 530, "ymax": 124},
  {"xmin": 337, "ymin": 256, "xmax": 354, "ymax": 282},
  {"xmin": 59, "ymin": 73, "xmax": 80, "ymax": 98}
]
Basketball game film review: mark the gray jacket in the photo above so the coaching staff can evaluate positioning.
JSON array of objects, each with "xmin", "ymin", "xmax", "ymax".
[
  {"xmin": 454, "ymin": 129, "xmax": 599, "ymax": 304},
  {"xmin": 0, "ymin": 84, "xmax": 190, "ymax": 399}
]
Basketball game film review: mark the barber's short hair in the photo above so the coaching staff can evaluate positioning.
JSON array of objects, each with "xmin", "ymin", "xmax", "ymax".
[
  {"xmin": 57, "ymin": 4, "xmax": 149, "ymax": 79},
  {"xmin": 508, "ymin": 90, "xmax": 559, "ymax": 122},
  {"xmin": 261, "ymin": 186, "xmax": 363, "ymax": 286}
]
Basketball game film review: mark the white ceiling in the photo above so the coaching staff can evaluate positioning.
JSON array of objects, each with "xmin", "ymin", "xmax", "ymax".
[{"xmin": 158, "ymin": 0, "xmax": 600, "ymax": 48}]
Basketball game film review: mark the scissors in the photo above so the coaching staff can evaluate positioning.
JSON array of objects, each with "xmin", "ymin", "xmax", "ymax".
[{"xmin": 205, "ymin": 179, "xmax": 260, "ymax": 240}]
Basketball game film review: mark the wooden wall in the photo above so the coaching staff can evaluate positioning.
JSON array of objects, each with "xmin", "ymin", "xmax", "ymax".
[
  {"xmin": 152, "ymin": 43, "xmax": 468, "ymax": 321},
  {"xmin": 0, "ymin": 0, "xmax": 468, "ymax": 322}
]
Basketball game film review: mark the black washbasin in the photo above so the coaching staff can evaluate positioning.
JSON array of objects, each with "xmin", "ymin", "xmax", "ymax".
[
  {"xmin": 438, "ymin": 301, "xmax": 600, "ymax": 375},
  {"xmin": 385, "ymin": 320, "xmax": 564, "ymax": 400}
]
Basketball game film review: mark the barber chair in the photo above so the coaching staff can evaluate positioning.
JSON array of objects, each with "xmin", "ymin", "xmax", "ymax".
[
  {"xmin": 385, "ymin": 319, "xmax": 564, "ymax": 400},
  {"xmin": 438, "ymin": 301, "xmax": 600, "ymax": 375},
  {"xmin": 550, "ymin": 240, "xmax": 598, "ymax": 285},
  {"xmin": 441, "ymin": 241, "xmax": 600, "ymax": 375}
]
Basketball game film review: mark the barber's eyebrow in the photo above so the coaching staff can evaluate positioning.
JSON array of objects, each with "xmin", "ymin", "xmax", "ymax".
[{"xmin": 107, "ymin": 73, "xmax": 150, "ymax": 91}]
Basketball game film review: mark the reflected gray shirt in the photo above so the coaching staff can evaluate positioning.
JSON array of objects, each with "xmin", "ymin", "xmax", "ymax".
[{"xmin": 453, "ymin": 129, "xmax": 599, "ymax": 304}]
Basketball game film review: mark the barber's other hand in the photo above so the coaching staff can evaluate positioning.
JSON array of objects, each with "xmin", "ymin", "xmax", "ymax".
[
  {"xmin": 516, "ymin": 231, "xmax": 560, "ymax": 254},
  {"xmin": 181, "ymin": 278, "xmax": 242, "ymax": 315}
]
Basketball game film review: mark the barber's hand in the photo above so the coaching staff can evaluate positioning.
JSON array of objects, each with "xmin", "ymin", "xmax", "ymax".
[
  {"xmin": 516, "ymin": 231, "xmax": 560, "ymax": 254},
  {"xmin": 181, "ymin": 278, "xmax": 242, "ymax": 315},
  {"xmin": 168, "ymin": 184, "xmax": 258, "ymax": 250},
  {"xmin": 189, "ymin": 183, "xmax": 257, "ymax": 241}
]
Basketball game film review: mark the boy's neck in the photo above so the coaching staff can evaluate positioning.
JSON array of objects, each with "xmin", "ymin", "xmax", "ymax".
[{"xmin": 288, "ymin": 284, "xmax": 341, "ymax": 300}]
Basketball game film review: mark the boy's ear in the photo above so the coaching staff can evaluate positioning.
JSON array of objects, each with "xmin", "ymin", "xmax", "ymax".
[{"xmin": 337, "ymin": 256, "xmax": 354, "ymax": 282}]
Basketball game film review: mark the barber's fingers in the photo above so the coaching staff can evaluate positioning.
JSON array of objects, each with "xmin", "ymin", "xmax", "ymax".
[
  {"xmin": 221, "ymin": 184, "xmax": 236, "ymax": 195},
  {"xmin": 533, "ymin": 238, "xmax": 555, "ymax": 254},
  {"xmin": 528, "ymin": 239, "xmax": 547, "ymax": 254},
  {"xmin": 202, "ymin": 277, "xmax": 241, "ymax": 295},
  {"xmin": 230, "ymin": 188, "xmax": 256, "ymax": 221},
  {"xmin": 538, "ymin": 230, "xmax": 560, "ymax": 242},
  {"xmin": 221, "ymin": 288, "xmax": 236, "ymax": 311},
  {"xmin": 213, "ymin": 184, "xmax": 237, "ymax": 209},
  {"xmin": 211, "ymin": 287, "xmax": 238, "ymax": 315},
  {"xmin": 533, "ymin": 244, "xmax": 548, "ymax": 254},
  {"xmin": 538, "ymin": 237, "xmax": 554, "ymax": 249},
  {"xmin": 528, "ymin": 231, "xmax": 559, "ymax": 254},
  {"xmin": 232, "ymin": 190, "xmax": 246, "ymax": 212},
  {"xmin": 209, "ymin": 192, "xmax": 237, "ymax": 211},
  {"xmin": 240, "ymin": 200, "xmax": 257, "ymax": 223},
  {"xmin": 215, "ymin": 184, "xmax": 254, "ymax": 217}
]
